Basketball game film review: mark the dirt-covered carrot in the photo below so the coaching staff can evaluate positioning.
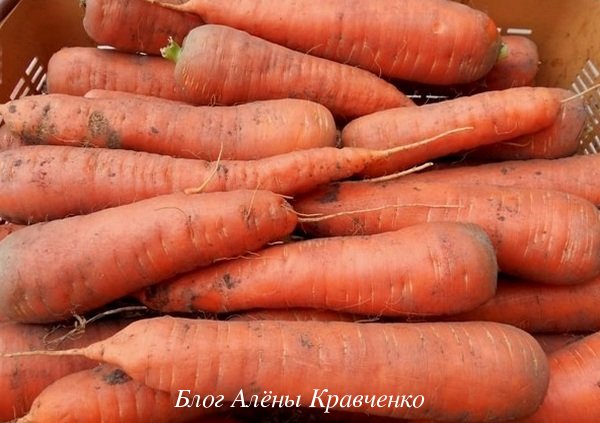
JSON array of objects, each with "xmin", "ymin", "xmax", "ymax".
[
  {"xmin": 82, "ymin": 0, "xmax": 203, "ymax": 55},
  {"xmin": 516, "ymin": 331, "xmax": 600, "ymax": 422},
  {"xmin": 0, "ymin": 94, "xmax": 337, "ymax": 160},
  {"xmin": 161, "ymin": 24, "xmax": 414, "ymax": 120},
  {"xmin": 148, "ymin": 0, "xmax": 502, "ymax": 85},
  {"xmin": 8, "ymin": 317, "xmax": 549, "ymax": 421},
  {"xmin": 0, "ymin": 190, "xmax": 297, "ymax": 323},
  {"xmin": 400, "ymin": 152, "xmax": 600, "ymax": 206},
  {"xmin": 46, "ymin": 47, "xmax": 187, "ymax": 101},
  {"xmin": 16, "ymin": 364, "xmax": 210, "ymax": 423},
  {"xmin": 0, "ymin": 144, "xmax": 391, "ymax": 223},
  {"xmin": 445, "ymin": 276, "xmax": 600, "ymax": 333},
  {"xmin": 341, "ymin": 87, "xmax": 566, "ymax": 176},
  {"xmin": 0, "ymin": 319, "xmax": 131, "ymax": 421},
  {"xmin": 137, "ymin": 222, "xmax": 498, "ymax": 317},
  {"xmin": 293, "ymin": 181, "xmax": 600, "ymax": 285}
]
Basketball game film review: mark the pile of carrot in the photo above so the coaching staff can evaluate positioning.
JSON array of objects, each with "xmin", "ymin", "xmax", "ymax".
[{"xmin": 0, "ymin": 0, "xmax": 599, "ymax": 421}]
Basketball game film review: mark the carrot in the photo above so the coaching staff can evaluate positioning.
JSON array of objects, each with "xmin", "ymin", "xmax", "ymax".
[
  {"xmin": 136, "ymin": 222, "xmax": 498, "ymax": 317},
  {"xmin": 533, "ymin": 334, "xmax": 587, "ymax": 355},
  {"xmin": 0, "ymin": 319, "xmax": 130, "ymax": 421},
  {"xmin": 160, "ymin": 24, "xmax": 415, "ymax": 120},
  {"xmin": 9, "ymin": 317, "xmax": 550, "ymax": 421},
  {"xmin": 399, "ymin": 152, "xmax": 600, "ymax": 206},
  {"xmin": 341, "ymin": 87, "xmax": 566, "ymax": 177},
  {"xmin": 228, "ymin": 309, "xmax": 361, "ymax": 322},
  {"xmin": 0, "ymin": 189, "xmax": 297, "ymax": 323},
  {"xmin": 0, "ymin": 144, "xmax": 388, "ymax": 223},
  {"xmin": 0, "ymin": 93, "xmax": 337, "ymax": 160},
  {"xmin": 515, "ymin": 331, "xmax": 600, "ymax": 422},
  {"xmin": 82, "ymin": 0, "xmax": 203, "ymax": 55},
  {"xmin": 445, "ymin": 275, "xmax": 600, "ymax": 333},
  {"xmin": 293, "ymin": 180, "xmax": 600, "ymax": 285},
  {"xmin": 149, "ymin": 0, "xmax": 502, "ymax": 85},
  {"xmin": 464, "ymin": 90, "xmax": 587, "ymax": 161},
  {"xmin": 46, "ymin": 47, "xmax": 187, "ymax": 101},
  {"xmin": 482, "ymin": 35, "xmax": 540, "ymax": 91},
  {"xmin": 17, "ymin": 364, "xmax": 210, "ymax": 423},
  {"xmin": 0, "ymin": 222, "xmax": 23, "ymax": 241},
  {"xmin": 84, "ymin": 88, "xmax": 189, "ymax": 105}
]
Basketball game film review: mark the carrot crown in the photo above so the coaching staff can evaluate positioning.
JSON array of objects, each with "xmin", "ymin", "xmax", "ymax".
[{"xmin": 161, "ymin": 37, "xmax": 181, "ymax": 63}]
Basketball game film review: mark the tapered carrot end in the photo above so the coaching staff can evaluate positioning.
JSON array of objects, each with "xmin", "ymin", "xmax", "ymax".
[{"xmin": 161, "ymin": 37, "xmax": 182, "ymax": 63}]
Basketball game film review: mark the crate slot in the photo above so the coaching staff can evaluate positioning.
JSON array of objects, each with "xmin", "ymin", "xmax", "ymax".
[
  {"xmin": 505, "ymin": 27, "xmax": 533, "ymax": 36},
  {"xmin": 25, "ymin": 56, "xmax": 39, "ymax": 76},
  {"xmin": 8, "ymin": 56, "xmax": 47, "ymax": 99}
]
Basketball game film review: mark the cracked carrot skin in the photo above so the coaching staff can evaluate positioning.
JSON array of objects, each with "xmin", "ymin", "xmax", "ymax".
[
  {"xmin": 137, "ymin": 222, "xmax": 498, "ymax": 317},
  {"xmin": 292, "ymin": 181, "xmax": 600, "ymax": 285},
  {"xmin": 516, "ymin": 331, "xmax": 600, "ymax": 423},
  {"xmin": 17, "ymin": 364, "xmax": 209, "ymax": 423},
  {"xmin": 46, "ymin": 47, "xmax": 187, "ymax": 101},
  {"xmin": 0, "ymin": 190, "xmax": 297, "ymax": 323},
  {"xmin": 341, "ymin": 86, "xmax": 565, "ymax": 177},
  {"xmin": 0, "ymin": 320, "xmax": 131, "ymax": 421},
  {"xmin": 150, "ymin": 0, "xmax": 501, "ymax": 85},
  {"xmin": 167, "ymin": 24, "xmax": 414, "ymax": 120},
  {"xmin": 0, "ymin": 94, "xmax": 337, "ymax": 160},
  {"xmin": 0, "ymin": 144, "xmax": 383, "ymax": 223},
  {"xmin": 54, "ymin": 317, "xmax": 549, "ymax": 421},
  {"xmin": 83, "ymin": 0, "xmax": 203, "ymax": 55}
]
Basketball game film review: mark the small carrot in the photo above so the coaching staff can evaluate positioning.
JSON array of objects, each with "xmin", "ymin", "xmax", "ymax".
[
  {"xmin": 0, "ymin": 144, "xmax": 390, "ymax": 223},
  {"xmin": 0, "ymin": 319, "xmax": 131, "ymax": 421},
  {"xmin": 0, "ymin": 190, "xmax": 297, "ymax": 323},
  {"xmin": 16, "ymin": 364, "xmax": 211, "ymax": 423},
  {"xmin": 446, "ymin": 275, "xmax": 600, "ymax": 333},
  {"xmin": 7, "ymin": 317, "xmax": 550, "ymax": 421},
  {"xmin": 161, "ymin": 24, "xmax": 415, "ymax": 120},
  {"xmin": 136, "ymin": 222, "xmax": 498, "ymax": 317},
  {"xmin": 149, "ymin": 0, "xmax": 502, "ymax": 85},
  {"xmin": 46, "ymin": 47, "xmax": 188, "ymax": 101},
  {"xmin": 399, "ymin": 152, "xmax": 600, "ymax": 206},
  {"xmin": 341, "ymin": 87, "xmax": 566, "ymax": 176},
  {"xmin": 0, "ymin": 93, "xmax": 337, "ymax": 160},
  {"xmin": 293, "ymin": 180, "xmax": 600, "ymax": 285},
  {"xmin": 82, "ymin": 0, "xmax": 203, "ymax": 55}
]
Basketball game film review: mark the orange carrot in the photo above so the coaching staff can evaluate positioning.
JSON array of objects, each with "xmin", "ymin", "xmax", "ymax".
[
  {"xmin": 46, "ymin": 47, "xmax": 187, "ymax": 101},
  {"xmin": 10, "ymin": 317, "xmax": 550, "ymax": 421},
  {"xmin": 82, "ymin": 0, "xmax": 203, "ymax": 55},
  {"xmin": 0, "ymin": 93, "xmax": 337, "ymax": 160},
  {"xmin": 0, "ymin": 190, "xmax": 297, "ymax": 323},
  {"xmin": 446, "ymin": 276, "xmax": 600, "ymax": 333},
  {"xmin": 149, "ymin": 0, "xmax": 502, "ymax": 85},
  {"xmin": 0, "ymin": 124, "xmax": 24, "ymax": 150},
  {"xmin": 0, "ymin": 319, "xmax": 130, "ymax": 421},
  {"xmin": 137, "ymin": 222, "xmax": 498, "ymax": 317},
  {"xmin": 161, "ymin": 24, "xmax": 414, "ymax": 120},
  {"xmin": 516, "ymin": 331, "xmax": 600, "ymax": 422},
  {"xmin": 0, "ymin": 144, "xmax": 387, "ymax": 223},
  {"xmin": 341, "ymin": 87, "xmax": 566, "ymax": 176},
  {"xmin": 293, "ymin": 181, "xmax": 600, "ymax": 285},
  {"xmin": 17, "ymin": 364, "xmax": 210, "ymax": 423},
  {"xmin": 482, "ymin": 35, "xmax": 540, "ymax": 91},
  {"xmin": 399, "ymin": 152, "xmax": 600, "ymax": 206},
  {"xmin": 464, "ymin": 90, "xmax": 586, "ymax": 161}
]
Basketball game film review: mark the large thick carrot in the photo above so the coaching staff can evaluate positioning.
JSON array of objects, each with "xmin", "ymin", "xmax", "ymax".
[
  {"xmin": 0, "ymin": 190, "xmax": 297, "ymax": 323},
  {"xmin": 402, "ymin": 152, "xmax": 600, "ymax": 205},
  {"xmin": 516, "ymin": 331, "xmax": 600, "ymax": 423},
  {"xmin": 293, "ymin": 181, "xmax": 600, "ymax": 285},
  {"xmin": 17, "ymin": 364, "xmax": 210, "ymax": 423},
  {"xmin": 137, "ymin": 222, "xmax": 498, "ymax": 317},
  {"xmin": 341, "ymin": 87, "xmax": 566, "ymax": 176},
  {"xmin": 11, "ymin": 317, "xmax": 549, "ymax": 421},
  {"xmin": 0, "ymin": 319, "xmax": 130, "ymax": 421},
  {"xmin": 0, "ymin": 93, "xmax": 337, "ymax": 160},
  {"xmin": 149, "ymin": 0, "xmax": 501, "ymax": 85},
  {"xmin": 161, "ymin": 24, "xmax": 414, "ymax": 120},
  {"xmin": 0, "ymin": 144, "xmax": 389, "ymax": 223},
  {"xmin": 46, "ymin": 47, "xmax": 188, "ymax": 101},
  {"xmin": 446, "ymin": 276, "xmax": 600, "ymax": 333},
  {"xmin": 82, "ymin": 0, "xmax": 203, "ymax": 55},
  {"xmin": 465, "ymin": 89, "xmax": 586, "ymax": 161}
]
